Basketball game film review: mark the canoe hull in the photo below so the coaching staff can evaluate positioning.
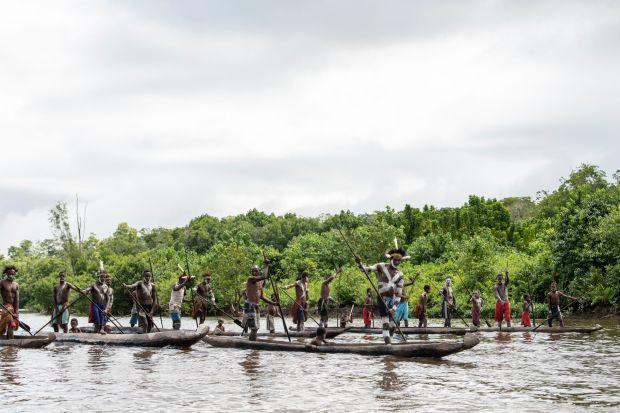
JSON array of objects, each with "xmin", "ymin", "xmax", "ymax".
[
  {"xmin": 204, "ymin": 333, "xmax": 480, "ymax": 358},
  {"xmin": 470, "ymin": 325, "xmax": 603, "ymax": 333},
  {"xmin": 344, "ymin": 327, "xmax": 468, "ymax": 335},
  {"xmin": 55, "ymin": 326, "xmax": 209, "ymax": 347},
  {"xmin": 207, "ymin": 328, "xmax": 346, "ymax": 339},
  {"xmin": 0, "ymin": 333, "xmax": 55, "ymax": 348}
]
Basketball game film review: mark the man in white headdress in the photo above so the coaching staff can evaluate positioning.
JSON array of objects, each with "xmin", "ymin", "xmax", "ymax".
[{"xmin": 440, "ymin": 278, "xmax": 456, "ymax": 327}]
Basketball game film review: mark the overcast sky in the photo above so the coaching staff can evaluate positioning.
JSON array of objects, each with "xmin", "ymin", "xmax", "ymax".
[{"xmin": 1, "ymin": 1, "xmax": 619, "ymax": 253}]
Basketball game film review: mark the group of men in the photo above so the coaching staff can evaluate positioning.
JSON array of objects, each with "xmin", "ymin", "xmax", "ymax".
[{"xmin": 0, "ymin": 253, "xmax": 579, "ymax": 339}]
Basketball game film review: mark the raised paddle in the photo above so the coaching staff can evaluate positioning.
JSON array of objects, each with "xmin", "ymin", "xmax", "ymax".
[
  {"xmin": 337, "ymin": 228, "xmax": 407, "ymax": 343},
  {"xmin": 120, "ymin": 284, "xmax": 160, "ymax": 332},
  {"xmin": 262, "ymin": 251, "xmax": 292, "ymax": 342},
  {"xmin": 148, "ymin": 257, "xmax": 165, "ymax": 330},
  {"xmin": 454, "ymin": 271, "xmax": 492, "ymax": 327},
  {"xmin": 0, "ymin": 302, "xmax": 32, "ymax": 336},
  {"xmin": 278, "ymin": 288, "xmax": 320, "ymax": 327},
  {"xmin": 33, "ymin": 294, "xmax": 84, "ymax": 335}
]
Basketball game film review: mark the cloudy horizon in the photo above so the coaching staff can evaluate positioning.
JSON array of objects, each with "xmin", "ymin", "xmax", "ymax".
[{"xmin": 1, "ymin": 1, "xmax": 619, "ymax": 252}]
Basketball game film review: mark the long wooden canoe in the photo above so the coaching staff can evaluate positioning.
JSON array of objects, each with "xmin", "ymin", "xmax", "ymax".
[
  {"xmin": 343, "ymin": 326, "xmax": 468, "ymax": 335},
  {"xmin": 469, "ymin": 325, "xmax": 603, "ymax": 333},
  {"xmin": 0, "ymin": 333, "xmax": 55, "ymax": 349},
  {"xmin": 204, "ymin": 333, "xmax": 480, "ymax": 358},
  {"xmin": 207, "ymin": 328, "xmax": 346, "ymax": 339},
  {"xmin": 55, "ymin": 325, "xmax": 209, "ymax": 347}
]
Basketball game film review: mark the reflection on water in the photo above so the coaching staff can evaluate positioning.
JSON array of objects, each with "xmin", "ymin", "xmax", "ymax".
[{"xmin": 3, "ymin": 314, "xmax": 619, "ymax": 412}]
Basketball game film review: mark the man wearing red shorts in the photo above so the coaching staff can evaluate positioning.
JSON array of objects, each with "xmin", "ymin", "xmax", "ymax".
[{"xmin": 494, "ymin": 271, "xmax": 511, "ymax": 328}]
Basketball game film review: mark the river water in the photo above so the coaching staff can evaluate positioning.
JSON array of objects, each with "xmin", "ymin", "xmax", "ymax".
[{"xmin": 1, "ymin": 314, "xmax": 618, "ymax": 412}]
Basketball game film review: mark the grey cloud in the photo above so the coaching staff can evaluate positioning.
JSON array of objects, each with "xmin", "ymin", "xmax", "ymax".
[{"xmin": 0, "ymin": 187, "xmax": 65, "ymax": 216}]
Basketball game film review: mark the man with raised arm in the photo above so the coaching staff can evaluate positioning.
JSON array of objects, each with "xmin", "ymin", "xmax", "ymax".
[
  {"xmin": 317, "ymin": 268, "xmax": 341, "ymax": 328},
  {"xmin": 82, "ymin": 271, "xmax": 111, "ymax": 334},
  {"xmin": 0, "ymin": 265, "xmax": 20, "ymax": 339},
  {"xmin": 244, "ymin": 261, "xmax": 277, "ymax": 341},
  {"xmin": 355, "ymin": 248, "xmax": 408, "ymax": 344},
  {"xmin": 52, "ymin": 271, "xmax": 79, "ymax": 333},
  {"xmin": 123, "ymin": 270, "xmax": 158, "ymax": 333},
  {"xmin": 494, "ymin": 271, "xmax": 511, "ymax": 328},
  {"xmin": 547, "ymin": 281, "xmax": 577, "ymax": 327}
]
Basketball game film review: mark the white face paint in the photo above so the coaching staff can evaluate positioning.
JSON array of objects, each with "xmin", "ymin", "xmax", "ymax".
[{"xmin": 390, "ymin": 259, "xmax": 401, "ymax": 268}]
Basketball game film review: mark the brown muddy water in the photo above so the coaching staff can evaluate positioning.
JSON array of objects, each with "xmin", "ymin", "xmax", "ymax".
[{"xmin": 1, "ymin": 314, "xmax": 618, "ymax": 412}]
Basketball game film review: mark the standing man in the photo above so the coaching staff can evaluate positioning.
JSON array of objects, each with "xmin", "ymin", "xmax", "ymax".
[
  {"xmin": 123, "ymin": 270, "xmax": 158, "ymax": 333},
  {"xmin": 362, "ymin": 288, "xmax": 373, "ymax": 328},
  {"xmin": 547, "ymin": 281, "xmax": 577, "ymax": 327},
  {"xmin": 494, "ymin": 271, "xmax": 511, "ymax": 328},
  {"xmin": 244, "ymin": 262, "xmax": 278, "ymax": 341},
  {"xmin": 192, "ymin": 272, "xmax": 214, "ymax": 325},
  {"xmin": 440, "ymin": 278, "xmax": 456, "ymax": 327},
  {"xmin": 355, "ymin": 248, "xmax": 408, "ymax": 344},
  {"xmin": 52, "ymin": 271, "xmax": 79, "ymax": 333},
  {"xmin": 317, "ymin": 268, "xmax": 340, "ymax": 328},
  {"xmin": 286, "ymin": 272, "xmax": 310, "ymax": 332},
  {"xmin": 169, "ymin": 271, "xmax": 191, "ymax": 330},
  {"xmin": 82, "ymin": 271, "xmax": 111, "ymax": 334},
  {"xmin": 0, "ymin": 266, "xmax": 20, "ymax": 339},
  {"xmin": 414, "ymin": 285, "xmax": 431, "ymax": 328},
  {"xmin": 395, "ymin": 273, "xmax": 419, "ymax": 328}
]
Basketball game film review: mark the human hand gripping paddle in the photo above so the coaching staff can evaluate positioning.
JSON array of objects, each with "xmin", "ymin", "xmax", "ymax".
[
  {"xmin": 262, "ymin": 251, "xmax": 292, "ymax": 342},
  {"xmin": 75, "ymin": 286, "xmax": 126, "ymax": 334},
  {"xmin": 337, "ymin": 229, "xmax": 407, "ymax": 342},
  {"xmin": 278, "ymin": 288, "xmax": 320, "ymax": 327},
  {"xmin": 0, "ymin": 302, "xmax": 32, "ymax": 336}
]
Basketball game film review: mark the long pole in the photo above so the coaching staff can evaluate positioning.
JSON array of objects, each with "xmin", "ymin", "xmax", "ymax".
[
  {"xmin": 195, "ymin": 293, "xmax": 243, "ymax": 327},
  {"xmin": 0, "ymin": 302, "xmax": 32, "ymax": 336},
  {"xmin": 184, "ymin": 249, "xmax": 199, "ymax": 329},
  {"xmin": 120, "ymin": 285, "xmax": 159, "ymax": 332},
  {"xmin": 337, "ymin": 229, "xmax": 407, "ymax": 342},
  {"xmin": 34, "ymin": 294, "xmax": 84, "ymax": 335},
  {"xmin": 148, "ymin": 257, "xmax": 165, "ymax": 329}
]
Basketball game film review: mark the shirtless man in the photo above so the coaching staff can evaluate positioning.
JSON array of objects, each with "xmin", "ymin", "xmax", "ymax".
[
  {"xmin": 317, "ymin": 268, "xmax": 341, "ymax": 328},
  {"xmin": 356, "ymin": 247, "xmax": 408, "ymax": 344},
  {"xmin": 0, "ymin": 266, "xmax": 20, "ymax": 339},
  {"xmin": 244, "ymin": 262, "xmax": 277, "ymax": 341},
  {"xmin": 547, "ymin": 281, "xmax": 577, "ymax": 327},
  {"xmin": 123, "ymin": 270, "xmax": 158, "ymax": 333},
  {"xmin": 362, "ymin": 288, "xmax": 373, "ymax": 328},
  {"xmin": 82, "ymin": 271, "xmax": 111, "ymax": 334},
  {"xmin": 494, "ymin": 271, "xmax": 511, "ymax": 328},
  {"xmin": 52, "ymin": 271, "xmax": 79, "ymax": 333},
  {"xmin": 286, "ymin": 272, "xmax": 309, "ymax": 332},
  {"xmin": 414, "ymin": 285, "xmax": 431, "ymax": 328},
  {"xmin": 192, "ymin": 273, "xmax": 214, "ymax": 325},
  {"xmin": 395, "ymin": 273, "xmax": 419, "ymax": 328},
  {"xmin": 440, "ymin": 278, "xmax": 456, "ymax": 327}
]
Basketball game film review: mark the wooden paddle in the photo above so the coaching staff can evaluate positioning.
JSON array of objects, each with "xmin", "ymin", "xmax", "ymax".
[
  {"xmin": 33, "ymin": 294, "xmax": 84, "ymax": 335},
  {"xmin": 183, "ymin": 249, "xmax": 200, "ymax": 329},
  {"xmin": 337, "ymin": 228, "xmax": 407, "ymax": 342},
  {"xmin": 195, "ymin": 293, "xmax": 243, "ymax": 327},
  {"xmin": 76, "ymin": 288, "xmax": 126, "ymax": 334},
  {"xmin": 0, "ymin": 302, "xmax": 32, "ymax": 336}
]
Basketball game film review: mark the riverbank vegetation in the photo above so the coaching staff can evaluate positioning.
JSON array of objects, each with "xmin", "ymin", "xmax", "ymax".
[{"xmin": 2, "ymin": 164, "xmax": 618, "ymax": 318}]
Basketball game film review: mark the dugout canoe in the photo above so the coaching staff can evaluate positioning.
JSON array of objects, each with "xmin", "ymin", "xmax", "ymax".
[
  {"xmin": 0, "ymin": 333, "xmax": 55, "ymax": 349},
  {"xmin": 469, "ymin": 325, "xmax": 603, "ymax": 334},
  {"xmin": 206, "ymin": 328, "xmax": 346, "ymax": 339},
  {"xmin": 293, "ymin": 326, "xmax": 468, "ymax": 336},
  {"xmin": 54, "ymin": 325, "xmax": 209, "ymax": 347},
  {"xmin": 204, "ymin": 333, "xmax": 480, "ymax": 358}
]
